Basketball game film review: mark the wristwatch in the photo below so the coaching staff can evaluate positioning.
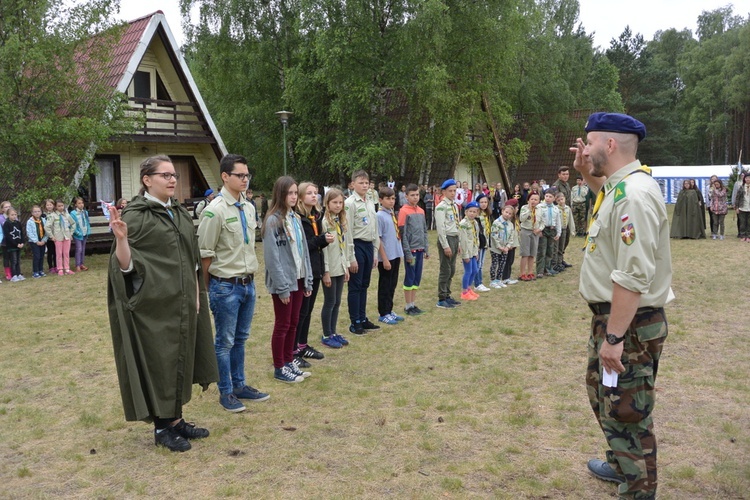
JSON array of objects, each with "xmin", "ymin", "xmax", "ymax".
[{"xmin": 605, "ymin": 332, "xmax": 625, "ymax": 345}]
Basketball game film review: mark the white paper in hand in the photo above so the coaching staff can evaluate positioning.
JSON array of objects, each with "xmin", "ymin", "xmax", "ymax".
[{"xmin": 602, "ymin": 369, "xmax": 619, "ymax": 388}]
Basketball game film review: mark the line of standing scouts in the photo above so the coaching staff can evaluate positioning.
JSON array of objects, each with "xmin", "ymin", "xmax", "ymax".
[{"xmin": 0, "ymin": 197, "xmax": 92, "ymax": 283}]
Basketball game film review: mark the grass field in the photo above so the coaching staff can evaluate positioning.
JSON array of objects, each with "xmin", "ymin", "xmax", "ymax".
[{"xmin": 1, "ymin": 212, "xmax": 749, "ymax": 499}]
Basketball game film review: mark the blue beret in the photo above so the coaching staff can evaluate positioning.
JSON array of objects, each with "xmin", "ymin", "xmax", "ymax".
[
  {"xmin": 204, "ymin": 189, "xmax": 214, "ymax": 197},
  {"xmin": 465, "ymin": 201, "xmax": 479, "ymax": 210},
  {"xmin": 474, "ymin": 193, "xmax": 487, "ymax": 202},
  {"xmin": 585, "ymin": 112, "xmax": 646, "ymax": 142},
  {"xmin": 441, "ymin": 179, "xmax": 457, "ymax": 189}
]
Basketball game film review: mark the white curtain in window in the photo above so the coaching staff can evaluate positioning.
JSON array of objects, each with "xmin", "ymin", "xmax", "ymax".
[{"xmin": 96, "ymin": 158, "xmax": 116, "ymax": 202}]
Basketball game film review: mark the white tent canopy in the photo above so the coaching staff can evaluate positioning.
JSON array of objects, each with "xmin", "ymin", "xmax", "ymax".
[
  {"xmin": 649, "ymin": 165, "xmax": 737, "ymax": 178},
  {"xmin": 648, "ymin": 165, "xmax": 740, "ymax": 203}
]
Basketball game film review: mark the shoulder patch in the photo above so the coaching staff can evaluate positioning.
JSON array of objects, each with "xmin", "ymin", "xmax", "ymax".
[
  {"xmin": 613, "ymin": 182, "xmax": 626, "ymax": 203},
  {"xmin": 621, "ymin": 223, "xmax": 635, "ymax": 245},
  {"xmin": 203, "ymin": 211, "xmax": 214, "ymax": 218}
]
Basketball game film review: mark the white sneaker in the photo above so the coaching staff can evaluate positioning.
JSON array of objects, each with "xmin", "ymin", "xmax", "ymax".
[
  {"xmin": 17, "ymin": 275, "xmax": 25, "ymax": 281},
  {"xmin": 504, "ymin": 279, "xmax": 518, "ymax": 285},
  {"xmin": 10, "ymin": 276, "xmax": 20, "ymax": 282},
  {"xmin": 499, "ymin": 281, "xmax": 507, "ymax": 288},
  {"xmin": 489, "ymin": 281, "xmax": 502, "ymax": 289},
  {"xmin": 475, "ymin": 284, "xmax": 491, "ymax": 292}
]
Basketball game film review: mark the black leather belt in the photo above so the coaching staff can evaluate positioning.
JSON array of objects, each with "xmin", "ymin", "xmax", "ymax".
[
  {"xmin": 588, "ymin": 302, "xmax": 662, "ymax": 316},
  {"xmin": 211, "ymin": 274, "xmax": 254, "ymax": 285}
]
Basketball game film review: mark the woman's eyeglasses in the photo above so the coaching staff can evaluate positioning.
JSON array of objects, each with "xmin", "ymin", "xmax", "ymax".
[{"xmin": 148, "ymin": 172, "xmax": 180, "ymax": 180}]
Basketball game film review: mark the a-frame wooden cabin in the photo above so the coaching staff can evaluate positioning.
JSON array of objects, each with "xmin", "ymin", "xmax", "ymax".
[{"xmin": 85, "ymin": 11, "xmax": 226, "ymax": 208}]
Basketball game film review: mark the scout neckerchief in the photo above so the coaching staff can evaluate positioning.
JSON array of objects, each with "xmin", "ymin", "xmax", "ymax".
[
  {"xmin": 308, "ymin": 212, "xmax": 319, "ymax": 236},
  {"xmin": 34, "ymin": 217, "xmax": 45, "ymax": 240},
  {"xmin": 290, "ymin": 212, "xmax": 304, "ymax": 258},
  {"xmin": 584, "ymin": 166, "xmax": 650, "ymax": 248},
  {"xmin": 450, "ymin": 200, "xmax": 458, "ymax": 222},
  {"xmin": 380, "ymin": 207, "xmax": 400, "ymax": 240},
  {"xmin": 334, "ymin": 216, "xmax": 345, "ymax": 251},
  {"xmin": 531, "ymin": 207, "xmax": 536, "ymax": 226},
  {"xmin": 470, "ymin": 218, "xmax": 478, "ymax": 247},
  {"xmin": 502, "ymin": 219, "xmax": 509, "ymax": 242},
  {"xmin": 480, "ymin": 213, "xmax": 491, "ymax": 239},
  {"xmin": 233, "ymin": 202, "xmax": 249, "ymax": 243}
]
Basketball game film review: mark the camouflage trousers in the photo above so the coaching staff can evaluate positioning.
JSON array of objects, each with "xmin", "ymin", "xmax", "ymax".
[
  {"xmin": 572, "ymin": 202, "xmax": 587, "ymax": 235},
  {"xmin": 586, "ymin": 307, "xmax": 668, "ymax": 499}
]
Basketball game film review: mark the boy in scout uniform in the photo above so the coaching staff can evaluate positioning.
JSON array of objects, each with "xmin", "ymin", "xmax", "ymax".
[
  {"xmin": 198, "ymin": 154, "xmax": 269, "ymax": 413},
  {"xmin": 434, "ymin": 179, "xmax": 461, "ymax": 308},
  {"xmin": 571, "ymin": 176, "xmax": 589, "ymax": 236},
  {"xmin": 571, "ymin": 113, "xmax": 673, "ymax": 499},
  {"xmin": 345, "ymin": 169, "xmax": 380, "ymax": 335}
]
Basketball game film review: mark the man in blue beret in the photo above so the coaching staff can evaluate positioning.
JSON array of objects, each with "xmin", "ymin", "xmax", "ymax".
[{"xmin": 571, "ymin": 112, "xmax": 673, "ymax": 499}]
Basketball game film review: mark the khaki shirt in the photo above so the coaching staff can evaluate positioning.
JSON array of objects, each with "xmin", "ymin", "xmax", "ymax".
[
  {"xmin": 571, "ymin": 184, "xmax": 589, "ymax": 204},
  {"xmin": 490, "ymin": 217, "xmax": 519, "ymax": 252},
  {"xmin": 458, "ymin": 217, "xmax": 479, "ymax": 259},
  {"xmin": 561, "ymin": 205, "xmax": 576, "ymax": 234},
  {"xmin": 434, "ymin": 198, "xmax": 459, "ymax": 249},
  {"xmin": 344, "ymin": 191, "xmax": 379, "ymax": 257},
  {"xmin": 322, "ymin": 216, "xmax": 352, "ymax": 277},
  {"xmin": 579, "ymin": 160, "xmax": 674, "ymax": 307},
  {"xmin": 519, "ymin": 205, "xmax": 544, "ymax": 231},
  {"xmin": 197, "ymin": 187, "xmax": 259, "ymax": 278}
]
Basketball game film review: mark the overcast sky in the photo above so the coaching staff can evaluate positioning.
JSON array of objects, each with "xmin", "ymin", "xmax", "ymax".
[{"xmin": 110, "ymin": 0, "xmax": 750, "ymax": 50}]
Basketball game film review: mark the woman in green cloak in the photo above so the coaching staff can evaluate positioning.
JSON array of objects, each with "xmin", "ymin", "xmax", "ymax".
[{"xmin": 107, "ymin": 155, "xmax": 218, "ymax": 452}]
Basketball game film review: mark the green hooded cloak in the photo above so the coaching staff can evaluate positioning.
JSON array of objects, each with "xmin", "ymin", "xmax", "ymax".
[{"xmin": 107, "ymin": 195, "xmax": 218, "ymax": 422}]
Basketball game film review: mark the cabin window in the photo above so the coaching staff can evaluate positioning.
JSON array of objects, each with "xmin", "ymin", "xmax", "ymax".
[
  {"xmin": 131, "ymin": 69, "xmax": 172, "ymax": 101},
  {"xmin": 133, "ymin": 71, "xmax": 151, "ymax": 99},
  {"xmin": 88, "ymin": 155, "xmax": 121, "ymax": 203},
  {"xmin": 156, "ymin": 71, "xmax": 172, "ymax": 101}
]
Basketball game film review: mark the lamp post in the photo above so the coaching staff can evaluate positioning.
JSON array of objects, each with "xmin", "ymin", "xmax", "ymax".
[{"xmin": 275, "ymin": 110, "xmax": 293, "ymax": 176}]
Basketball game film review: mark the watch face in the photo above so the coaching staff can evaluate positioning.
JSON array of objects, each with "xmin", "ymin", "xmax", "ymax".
[{"xmin": 606, "ymin": 333, "xmax": 623, "ymax": 345}]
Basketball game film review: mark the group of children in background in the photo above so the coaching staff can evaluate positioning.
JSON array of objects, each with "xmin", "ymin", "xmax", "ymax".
[{"xmin": 0, "ymin": 197, "xmax": 92, "ymax": 283}]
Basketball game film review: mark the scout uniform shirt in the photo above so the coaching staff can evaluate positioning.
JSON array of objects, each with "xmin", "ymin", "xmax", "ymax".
[
  {"xmin": 490, "ymin": 216, "xmax": 519, "ymax": 253},
  {"xmin": 571, "ymin": 184, "xmax": 589, "ymax": 204},
  {"xmin": 519, "ymin": 204, "xmax": 544, "ymax": 231},
  {"xmin": 322, "ymin": 215, "xmax": 353, "ymax": 277},
  {"xmin": 538, "ymin": 202, "xmax": 562, "ymax": 237},
  {"xmin": 197, "ymin": 186, "xmax": 259, "ymax": 278},
  {"xmin": 344, "ymin": 191, "xmax": 380, "ymax": 255},
  {"xmin": 561, "ymin": 204, "xmax": 576, "ymax": 234},
  {"xmin": 579, "ymin": 160, "xmax": 674, "ymax": 307},
  {"xmin": 458, "ymin": 217, "xmax": 479, "ymax": 259},
  {"xmin": 434, "ymin": 197, "xmax": 459, "ymax": 249}
]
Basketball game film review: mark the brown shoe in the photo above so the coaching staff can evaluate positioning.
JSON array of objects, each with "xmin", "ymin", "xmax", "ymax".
[
  {"xmin": 80, "ymin": 265, "xmax": 89, "ymax": 271},
  {"xmin": 75, "ymin": 266, "xmax": 82, "ymax": 272}
]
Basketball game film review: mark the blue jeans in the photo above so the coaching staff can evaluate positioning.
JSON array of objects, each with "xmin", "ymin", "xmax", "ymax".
[
  {"xmin": 209, "ymin": 278, "xmax": 256, "ymax": 395},
  {"xmin": 473, "ymin": 248, "xmax": 486, "ymax": 286},
  {"xmin": 348, "ymin": 239, "xmax": 374, "ymax": 324}
]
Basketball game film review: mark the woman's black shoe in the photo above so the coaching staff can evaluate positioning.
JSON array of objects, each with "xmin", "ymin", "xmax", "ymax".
[{"xmin": 173, "ymin": 419, "xmax": 210, "ymax": 439}]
